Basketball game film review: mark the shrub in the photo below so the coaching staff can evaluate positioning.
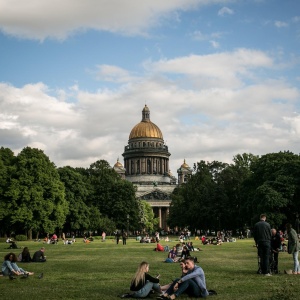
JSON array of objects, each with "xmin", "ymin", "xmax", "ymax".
[{"xmin": 15, "ymin": 234, "xmax": 27, "ymax": 241}]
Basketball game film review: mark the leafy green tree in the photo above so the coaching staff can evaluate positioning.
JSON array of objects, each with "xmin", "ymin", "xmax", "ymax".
[
  {"xmin": 99, "ymin": 215, "xmax": 116, "ymax": 235},
  {"xmin": 4, "ymin": 147, "xmax": 68, "ymax": 238},
  {"xmin": 0, "ymin": 147, "xmax": 16, "ymax": 236},
  {"xmin": 86, "ymin": 160, "xmax": 139, "ymax": 230},
  {"xmin": 169, "ymin": 155, "xmax": 257, "ymax": 233},
  {"xmin": 58, "ymin": 166, "xmax": 91, "ymax": 233},
  {"xmin": 242, "ymin": 151, "xmax": 300, "ymax": 228},
  {"xmin": 138, "ymin": 200, "xmax": 158, "ymax": 233}
]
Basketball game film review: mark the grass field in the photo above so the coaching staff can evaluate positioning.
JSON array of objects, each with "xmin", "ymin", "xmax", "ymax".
[{"xmin": 0, "ymin": 237, "xmax": 299, "ymax": 300}]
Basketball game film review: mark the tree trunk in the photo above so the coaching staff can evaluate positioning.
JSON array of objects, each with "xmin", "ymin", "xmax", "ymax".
[{"xmin": 28, "ymin": 229, "xmax": 32, "ymax": 240}]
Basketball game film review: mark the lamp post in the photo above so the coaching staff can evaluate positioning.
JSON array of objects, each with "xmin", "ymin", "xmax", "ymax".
[
  {"xmin": 295, "ymin": 213, "xmax": 299, "ymax": 233},
  {"xmin": 127, "ymin": 214, "xmax": 129, "ymax": 235}
]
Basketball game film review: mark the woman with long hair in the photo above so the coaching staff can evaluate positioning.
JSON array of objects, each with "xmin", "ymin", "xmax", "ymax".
[
  {"xmin": 130, "ymin": 261, "xmax": 162, "ymax": 298},
  {"xmin": 20, "ymin": 247, "xmax": 32, "ymax": 262},
  {"xmin": 2, "ymin": 252, "xmax": 34, "ymax": 277}
]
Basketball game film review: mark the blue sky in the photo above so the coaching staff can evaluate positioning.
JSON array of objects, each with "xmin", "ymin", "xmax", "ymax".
[{"xmin": 0, "ymin": 0, "xmax": 299, "ymax": 174}]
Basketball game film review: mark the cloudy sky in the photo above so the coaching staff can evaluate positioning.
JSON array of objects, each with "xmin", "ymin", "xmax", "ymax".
[{"xmin": 0, "ymin": 0, "xmax": 299, "ymax": 174}]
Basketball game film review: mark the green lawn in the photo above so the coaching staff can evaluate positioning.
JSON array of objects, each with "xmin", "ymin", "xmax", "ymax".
[{"xmin": 0, "ymin": 237, "xmax": 299, "ymax": 299}]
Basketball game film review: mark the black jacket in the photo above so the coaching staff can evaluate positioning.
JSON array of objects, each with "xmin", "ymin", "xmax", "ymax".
[{"xmin": 253, "ymin": 220, "xmax": 271, "ymax": 244}]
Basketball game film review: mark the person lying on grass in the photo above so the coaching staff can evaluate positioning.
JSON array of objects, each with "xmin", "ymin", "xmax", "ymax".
[
  {"xmin": 2, "ymin": 252, "xmax": 34, "ymax": 277},
  {"xmin": 159, "ymin": 256, "xmax": 209, "ymax": 299},
  {"xmin": 130, "ymin": 261, "xmax": 162, "ymax": 298}
]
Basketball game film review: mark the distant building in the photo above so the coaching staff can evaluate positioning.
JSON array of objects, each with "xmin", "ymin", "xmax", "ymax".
[{"xmin": 113, "ymin": 105, "xmax": 192, "ymax": 230}]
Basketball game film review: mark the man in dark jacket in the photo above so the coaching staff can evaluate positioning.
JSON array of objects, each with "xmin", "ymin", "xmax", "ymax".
[
  {"xmin": 271, "ymin": 229, "xmax": 281, "ymax": 274},
  {"xmin": 32, "ymin": 247, "xmax": 46, "ymax": 262},
  {"xmin": 253, "ymin": 214, "xmax": 272, "ymax": 276}
]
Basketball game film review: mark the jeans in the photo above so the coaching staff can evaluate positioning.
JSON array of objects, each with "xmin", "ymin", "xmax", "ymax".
[
  {"xmin": 132, "ymin": 281, "xmax": 161, "ymax": 298},
  {"xmin": 2, "ymin": 261, "xmax": 25, "ymax": 276},
  {"xmin": 293, "ymin": 251, "xmax": 300, "ymax": 273},
  {"xmin": 166, "ymin": 278, "xmax": 202, "ymax": 298},
  {"xmin": 258, "ymin": 241, "xmax": 271, "ymax": 274},
  {"xmin": 271, "ymin": 251, "xmax": 279, "ymax": 272}
]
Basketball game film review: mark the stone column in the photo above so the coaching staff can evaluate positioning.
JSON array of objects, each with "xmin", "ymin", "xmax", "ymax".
[{"xmin": 159, "ymin": 207, "xmax": 162, "ymax": 228}]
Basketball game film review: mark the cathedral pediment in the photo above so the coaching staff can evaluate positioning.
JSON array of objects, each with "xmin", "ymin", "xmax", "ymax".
[{"xmin": 138, "ymin": 188, "xmax": 170, "ymax": 200}]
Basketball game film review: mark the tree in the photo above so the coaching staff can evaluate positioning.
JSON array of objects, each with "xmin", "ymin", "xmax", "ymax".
[
  {"xmin": 4, "ymin": 147, "xmax": 69, "ymax": 238},
  {"xmin": 242, "ymin": 151, "xmax": 300, "ymax": 228},
  {"xmin": 58, "ymin": 166, "xmax": 91, "ymax": 233},
  {"xmin": 138, "ymin": 200, "xmax": 158, "ymax": 233},
  {"xmin": 0, "ymin": 147, "xmax": 16, "ymax": 236},
  {"xmin": 86, "ymin": 160, "xmax": 139, "ymax": 230}
]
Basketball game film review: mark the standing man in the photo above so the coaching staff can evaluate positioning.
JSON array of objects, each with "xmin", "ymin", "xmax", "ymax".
[
  {"xmin": 122, "ymin": 231, "xmax": 127, "ymax": 245},
  {"xmin": 271, "ymin": 229, "xmax": 281, "ymax": 274},
  {"xmin": 253, "ymin": 214, "xmax": 272, "ymax": 276},
  {"xmin": 115, "ymin": 231, "xmax": 120, "ymax": 245}
]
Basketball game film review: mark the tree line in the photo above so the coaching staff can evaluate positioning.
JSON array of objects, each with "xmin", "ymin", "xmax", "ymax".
[
  {"xmin": 1, "ymin": 147, "xmax": 300, "ymax": 239},
  {"xmin": 0, "ymin": 146, "xmax": 157, "ymax": 239},
  {"xmin": 168, "ymin": 152, "xmax": 300, "ymax": 234}
]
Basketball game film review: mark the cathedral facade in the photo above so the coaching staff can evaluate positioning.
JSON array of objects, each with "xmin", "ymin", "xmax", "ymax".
[{"xmin": 114, "ymin": 105, "xmax": 192, "ymax": 230}]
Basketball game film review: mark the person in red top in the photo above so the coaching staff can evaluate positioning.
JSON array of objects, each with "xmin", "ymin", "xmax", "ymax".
[{"xmin": 155, "ymin": 243, "xmax": 164, "ymax": 251}]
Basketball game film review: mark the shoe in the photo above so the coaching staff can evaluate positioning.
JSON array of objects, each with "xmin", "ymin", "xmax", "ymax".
[
  {"xmin": 38, "ymin": 273, "xmax": 43, "ymax": 279},
  {"xmin": 9, "ymin": 275, "xmax": 16, "ymax": 280},
  {"xmin": 120, "ymin": 293, "xmax": 132, "ymax": 298},
  {"xmin": 264, "ymin": 273, "xmax": 272, "ymax": 276},
  {"xmin": 156, "ymin": 296, "xmax": 169, "ymax": 300},
  {"xmin": 21, "ymin": 273, "xmax": 29, "ymax": 279},
  {"xmin": 208, "ymin": 290, "xmax": 217, "ymax": 295}
]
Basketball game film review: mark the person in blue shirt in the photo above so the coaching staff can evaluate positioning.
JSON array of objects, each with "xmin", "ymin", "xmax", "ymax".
[
  {"xmin": 160, "ymin": 256, "xmax": 209, "ymax": 299},
  {"xmin": 2, "ymin": 252, "xmax": 34, "ymax": 277}
]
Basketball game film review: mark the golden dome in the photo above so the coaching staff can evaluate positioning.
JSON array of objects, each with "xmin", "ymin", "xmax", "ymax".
[
  {"xmin": 129, "ymin": 105, "xmax": 163, "ymax": 140},
  {"xmin": 181, "ymin": 159, "xmax": 189, "ymax": 168},
  {"xmin": 114, "ymin": 158, "xmax": 123, "ymax": 168},
  {"xmin": 129, "ymin": 121, "xmax": 163, "ymax": 139}
]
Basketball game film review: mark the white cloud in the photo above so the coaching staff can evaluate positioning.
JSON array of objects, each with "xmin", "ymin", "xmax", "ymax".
[
  {"xmin": 218, "ymin": 7, "xmax": 234, "ymax": 16},
  {"xmin": 94, "ymin": 65, "xmax": 138, "ymax": 83},
  {"xmin": 0, "ymin": 0, "xmax": 228, "ymax": 40},
  {"xmin": 1, "ymin": 48, "xmax": 299, "ymax": 173},
  {"xmin": 210, "ymin": 40, "xmax": 220, "ymax": 48},
  {"xmin": 148, "ymin": 48, "xmax": 273, "ymax": 89},
  {"xmin": 274, "ymin": 21, "xmax": 288, "ymax": 28}
]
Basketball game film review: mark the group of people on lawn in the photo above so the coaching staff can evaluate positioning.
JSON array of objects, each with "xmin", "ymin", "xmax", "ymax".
[
  {"xmin": 1, "ymin": 247, "xmax": 46, "ymax": 278},
  {"xmin": 126, "ymin": 256, "xmax": 211, "ymax": 299},
  {"xmin": 254, "ymin": 213, "xmax": 300, "ymax": 276}
]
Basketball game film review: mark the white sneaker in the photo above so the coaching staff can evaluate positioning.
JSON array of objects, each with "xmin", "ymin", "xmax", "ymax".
[{"xmin": 264, "ymin": 273, "xmax": 272, "ymax": 276}]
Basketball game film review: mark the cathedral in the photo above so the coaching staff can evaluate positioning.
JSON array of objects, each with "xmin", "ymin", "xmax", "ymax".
[{"xmin": 113, "ymin": 105, "xmax": 192, "ymax": 230}]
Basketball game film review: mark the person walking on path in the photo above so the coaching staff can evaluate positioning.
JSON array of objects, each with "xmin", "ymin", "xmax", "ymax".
[{"xmin": 253, "ymin": 214, "xmax": 272, "ymax": 276}]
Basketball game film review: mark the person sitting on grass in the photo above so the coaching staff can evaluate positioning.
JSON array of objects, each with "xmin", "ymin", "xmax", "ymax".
[
  {"xmin": 179, "ymin": 246, "xmax": 190, "ymax": 261},
  {"xmin": 2, "ymin": 252, "xmax": 34, "ymax": 277},
  {"xmin": 19, "ymin": 247, "xmax": 32, "ymax": 262},
  {"xmin": 32, "ymin": 247, "xmax": 46, "ymax": 262},
  {"xmin": 159, "ymin": 257, "xmax": 209, "ymax": 299},
  {"xmin": 129, "ymin": 261, "xmax": 162, "ymax": 298},
  {"xmin": 154, "ymin": 242, "xmax": 164, "ymax": 251},
  {"xmin": 167, "ymin": 246, "xmax": 179, "ymax": 262},
  {"xmin": 161, "ymin": 260, "xmax": 188, "ymax": 291}
]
